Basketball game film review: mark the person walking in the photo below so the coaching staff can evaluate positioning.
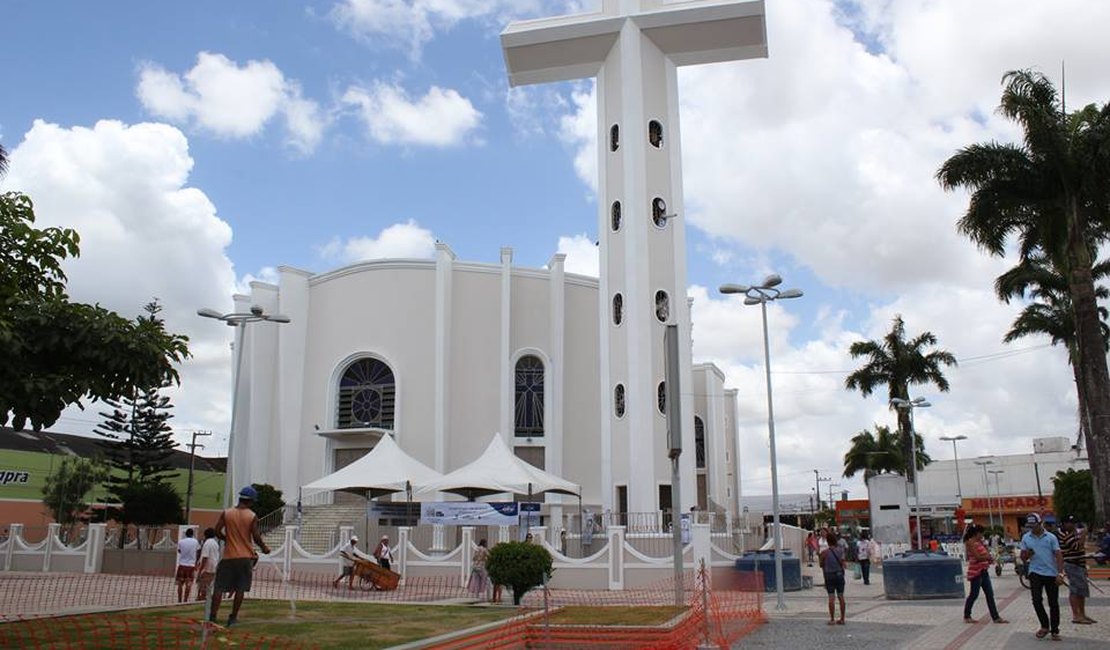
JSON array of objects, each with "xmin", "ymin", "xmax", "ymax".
[
  {"xmin": 856, "ymin": 533, "xmax": 873, "ymax": 585},
  {"xmin": 175, "ymin": 527, "xmax": 201, "ymax": 603},
  {"xmin": 1058, "ymin": 515, "xmax": 1096, "ymax": 625},
  {"xmin": 962, "ymin": 525, "xmax": 1008, "ymax": 624},
  {"xmin": 373, "ymin": 535, "xmax": 393, "ymax": 572},
  {"xmin": 210, "ymin": 486, "xmax": 271, "ymax": 627},
  {"xmin": 806, "ymin": 532, "xmax": 818, "ymax": 566},
  {"xmin": 1020, "ymin": 512, "xmax": 1065, "ymax": 640},
  {"xmin": 820, "ymin": 530, "xmax": 847, "ymax": 625},
  {"xmin": 333, "ymin": 535, "xmax": 361, "ymax": 590},
  {"xmin": 195, "ymin": 528, "xmax": 220, "ymax": 602},
  {"xmin": 468, "ymin": 538, "xmax": 490, "ymax": 599}
]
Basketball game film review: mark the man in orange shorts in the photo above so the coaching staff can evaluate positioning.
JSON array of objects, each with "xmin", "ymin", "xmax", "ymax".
[{"xmin": 210, "ymin": 486, "xmax": 271, "ymax": 627}]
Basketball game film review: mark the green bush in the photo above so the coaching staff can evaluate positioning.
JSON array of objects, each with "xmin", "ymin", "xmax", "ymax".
[{"xmin": 486, "ymin": 540, "xmax": 554, "ymax": 605}]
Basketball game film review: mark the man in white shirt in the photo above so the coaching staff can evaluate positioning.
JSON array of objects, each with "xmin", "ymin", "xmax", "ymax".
[
  {"xmin": 334, "ymin": 535, "xmax": 362, "ymax": 590},
  {"xmin": 176, "ymin": 528, "xmax": 201, "ymax": 603},
  {"xmin": 195, "ymin": 527, "xmax": 220, "ymax": 602}
]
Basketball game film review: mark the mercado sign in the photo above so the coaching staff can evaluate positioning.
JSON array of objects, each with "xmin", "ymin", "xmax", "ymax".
[{"xmin": 962, "ymin": 495, "xmax": 1051, "ymax": 514}]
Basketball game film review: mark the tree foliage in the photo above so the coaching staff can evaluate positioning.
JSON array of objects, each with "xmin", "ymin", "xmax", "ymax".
[
  {"xmin": 250, "ymin": 483, "xmax": 286, "ymax": 532},
  {"xmin": 486, "ymin": 540, "xmax": 554, "ymax": 605},
  {"xmin": 41, "ymin": 456, "xmax": 109, "ymax": 531},
  {"xmin": 844, "ymin": 315, "xmax": 954, "ymax": 481},
  {"xmin": 1052, "ymin": 468, "xmax": 1095, "ymax": 528},
  {"xmin": 842, "ymin": 424, "xmax": 931, "ymax": 480},
  {"xmin": 937, "ymin": 69, "xmax": 1110, "ymax": 522},
  {"xmin": 0, "ymin": 192, "xmax": 190, "ymax": 431},
  {"xmin": 119, "ymin": 481, "xmax": 184, "ymax": 529}
]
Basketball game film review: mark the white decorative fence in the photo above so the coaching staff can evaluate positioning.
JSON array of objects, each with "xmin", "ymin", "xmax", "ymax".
[{"xmin": 1, "ymin": 523, "xmax": 108, "ymax": 573}]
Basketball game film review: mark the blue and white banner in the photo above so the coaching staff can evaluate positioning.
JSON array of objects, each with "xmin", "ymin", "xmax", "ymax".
[{"xmin": 420, "ymin": 502, "xmax": 521, "ymax": 526}]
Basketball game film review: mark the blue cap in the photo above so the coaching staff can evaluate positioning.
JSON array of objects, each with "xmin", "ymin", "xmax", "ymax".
[{"xmin": 238, "ymin": 485, "xmax": 258, "ymax": 500}]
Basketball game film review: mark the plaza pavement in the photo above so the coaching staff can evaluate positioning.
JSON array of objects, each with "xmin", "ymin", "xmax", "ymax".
[{"xmin": 740, "ymin": 562, "xmax": 1110, "ymax": 649}]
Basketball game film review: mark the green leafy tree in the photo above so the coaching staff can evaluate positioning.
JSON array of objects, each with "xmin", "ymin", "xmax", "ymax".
[
  {"xmin": 845, "ymin": 315, "xmax": 955, "ymax": 482},
  {"xmin": 937, "ymin": 69, "xmax": 1110, "ymax": 522},
  {"xmin": 120, "ymin": 481, "xmax": 184, "ymax": 530},
  {"xmin": 0, "ymin": 192, "xmax": 191, "ymax": 432},
  {"xmin": 842, "ymin": 424, "xmax": 931, "ymax": 480},
  {"xmin": 1052, "ymin": 468, "xmax": 1095, "ymax": 528},
  {"xmin": 42, "ymin": 456, "xmax": 109, "ymax": 536},
  {"xmin": 994, "ymin": 253, "xmax": 1110, "ymax": 455},
  {"xmin": 250, "ymin": 483, "xmax": 286, "ymax": 533},
  {"xmin": 486, "ymin": 540, "xmax": 554, "ymax": 605}
]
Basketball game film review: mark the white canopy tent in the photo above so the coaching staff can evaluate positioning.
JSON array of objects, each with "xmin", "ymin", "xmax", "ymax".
[
  {"xmin": 302, "ymin": 433, "xmax": 443, "ymax": 499},
  {"xmin": 413, "ymin": 433, "xmax": 580, "ymax": 500}
]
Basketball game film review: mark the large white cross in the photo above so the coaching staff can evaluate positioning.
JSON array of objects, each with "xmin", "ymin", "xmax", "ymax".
[{"xmin": 502, "ymin": 1, "xmax": 767, "ymax": 514}]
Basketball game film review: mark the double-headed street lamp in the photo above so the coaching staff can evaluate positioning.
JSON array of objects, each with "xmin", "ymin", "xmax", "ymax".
[
  {"xmin": 720, "ymin": 274, "xmax": 802, "ymax": 612},
  {"xmin": 973, "ymin": 458, "xmax": 995, "ymax": 529},
  {"xmin": 198, "ymin": 305, "xmax": 291, "ymax": 508},
  {"xmin": 891, "ymin": 397, "xmax": 930, "ymax": 549}
]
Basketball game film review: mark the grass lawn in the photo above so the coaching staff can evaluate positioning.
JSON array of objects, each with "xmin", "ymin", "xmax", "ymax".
[
  {"xmin": 543, "ymin": 605, "xmax": 687, "ymax": 626},
  {"xmin": 2, "ymin": 601, "xmax": 519, "ymax": 649}
]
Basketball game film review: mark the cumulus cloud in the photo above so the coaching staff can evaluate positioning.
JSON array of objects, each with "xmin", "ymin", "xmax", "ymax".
[
  {"xmin": 555, "ymin": 233, "xmax": 599, "ymax": 277},
  {"xmin": 137, "ymin": 52, "xmax": 326, "ymax": 153},
  {"xmin": 0, "ymin": 120, "xmax": 239, "ymax": 448},
  {"xmin": 342, "ymin": 82, "xmax": 482, "ymax": 147},
  {"xmin": 329, "ymin": 0, "xmax": 549, "ymax": 59},
  {"xmin": 319, "ymin": 220, "xmax": 437, "ymax": 263}
]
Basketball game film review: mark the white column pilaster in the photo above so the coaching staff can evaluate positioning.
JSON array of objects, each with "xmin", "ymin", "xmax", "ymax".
[
  {"xmin": 434, "ymin": 243, "xmax": 456, "ymax": 472},
  {"xmin": 499, "ymin": 248, "xmax": 514, "ymax": 443}
]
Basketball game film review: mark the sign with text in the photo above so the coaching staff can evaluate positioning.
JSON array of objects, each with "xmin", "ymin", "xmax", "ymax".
[
  {"xmin": 962, "ymin": 495, "xmax": 1051, "ymax": 514},
  {"xmin": 421, "ymin": 502, "xmax": 524, "ymax": 526},
  {"xmin": 0, "ymin": 471, "xmax": 30, "ymax": 486}
]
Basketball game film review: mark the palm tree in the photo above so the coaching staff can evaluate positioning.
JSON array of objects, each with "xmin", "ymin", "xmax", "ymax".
[
  {"xmin": 995, "ymin": 252, "xmax": 1110, "ymax": 451},
  {"xmin": 842, "ymin": 424, "xmax": 931, "ymax": 480},
  {"xmin": 937, "ymin": 69, "xmax": 1110, "ymax": 521},
  {"xmin": 845, "ymin": 315, "xmax": 956, "ymax": 483}
]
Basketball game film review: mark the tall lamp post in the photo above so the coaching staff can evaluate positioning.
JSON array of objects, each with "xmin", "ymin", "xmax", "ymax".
[
  {"xmin": 973, "ymin": 458, "xmax": 995, "ymax": 529},
  {"xmin": 988, "ymin": 469, "xmax": 1005, "ymax": 534},
  {"xmin": 939, "ymin": 434, "xmax": 967, "ymax": 532},
  {"xmin": 721, "ymin": 274, "xmax": 802, "ymax": 612},
  {"xmin": 198, "ymin": 305, "xmax": 291, "ymax": 508},
  {"xmin": 891, "ymin": 397, "xmax": 930, "ymax": 549}
]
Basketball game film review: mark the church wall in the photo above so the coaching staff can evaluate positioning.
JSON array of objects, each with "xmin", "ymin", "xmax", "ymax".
[
  {"xmin": 300, "ymin": 265, "xmax": 439, "ymax": 479},
  {"xmin": 446, "ymin": 268, "xmax": 503, "ymax": 469},
  {"xmin": 562, "ymin": 280, "xmax": 603, "ymax": 507}
]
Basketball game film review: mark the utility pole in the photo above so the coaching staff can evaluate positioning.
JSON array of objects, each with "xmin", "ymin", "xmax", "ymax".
[{"xmin": 185, "ymin": 430, "xmax": 212, "ymax": 524}]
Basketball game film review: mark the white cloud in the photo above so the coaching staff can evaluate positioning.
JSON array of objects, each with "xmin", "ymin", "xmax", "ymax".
[
  {"xmin": 555, "ymin": 233, "xmax": 599, "ymax": 277},
  {"xmin": 0, "ymin": 119, "xmax": 239, "ymax": 449},
  {"xmin": 137, "ymin": 52, "xmax": 326, "ymax": 154},
  {"xmin": 319, "ymin": 220, "xmax": 437, "ymax": 263},
  {"xmin": 342, "ymin": 82, "xmax": 482, "ymax": 147},
  {"xmin": 329, "ymin": 0, "xmax": 549, "ymax": 59}
]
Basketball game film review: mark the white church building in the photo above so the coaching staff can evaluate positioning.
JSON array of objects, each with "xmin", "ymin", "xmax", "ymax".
[{"xmin": 226, "ymin": 0, "xmax": 768, "ymax": 524}]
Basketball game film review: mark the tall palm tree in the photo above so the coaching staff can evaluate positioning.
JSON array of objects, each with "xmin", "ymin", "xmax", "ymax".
[
  {"xmin": 843, "ymin": 424, "xmax": 931, "ymax": 480},
  {"xmin": 845, "ymin": 315, "xmax": 956, "ymax": 483},
  {"xmin": 937, "ymin": 69, "xmax": 1110, "ymax": 521},
  {"xmin": 995, "ymin": 252, "xmax": 1110, "ymax": 452}
]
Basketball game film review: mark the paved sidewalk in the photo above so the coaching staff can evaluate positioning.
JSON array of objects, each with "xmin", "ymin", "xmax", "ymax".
[{"xmin": 742, "ymin": 564, "xmax": 1110, "ymax": 649}]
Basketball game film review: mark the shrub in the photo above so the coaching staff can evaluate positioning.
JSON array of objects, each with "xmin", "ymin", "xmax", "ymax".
[{"xmin": 486, "ymin": 540, "xmax": 554, "ymax": 605}]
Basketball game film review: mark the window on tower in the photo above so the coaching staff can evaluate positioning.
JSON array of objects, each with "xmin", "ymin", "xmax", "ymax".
[
  {"xmin": 614, "ymin": 383, "xmax": 626, "ymax": 418},
  {"xmin": 610, "ymin": 124, "xmax": 620, "ymax": 152},
  {"xmin": 652, "ymin": 197, "xmax": 668, "ymax": 228},
  {"xmin": 648, "ymin": 120, "xmax": 664, "ymax": 148},
  {"xmin": 695, "ymin": 416, "xmax": 706, "ymax": 469},
  {"xmin": 337, "ymin": 358, "xmax": 396, "ymax": 429},
  {"xmin": 514, "ymin": 355, "xmax": 545, "ymax": 437},
  {"xmin": 612, "ymin": 293, "xmax": 623, "ymax": 326},
  {"xmin": 655, "ymin": 291, "xmax": 670, "ymax": 322},
  {"xmin": 657, "ymin": 381, "xmax": 666, "ymax": 414},
  {"xmin": 611, "ymin": 201, "xmax": 622, "ymax": 232}
]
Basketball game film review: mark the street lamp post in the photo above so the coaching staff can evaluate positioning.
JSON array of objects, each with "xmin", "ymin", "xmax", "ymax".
[
  {"xmin": 891, "ymin": 397, "xmax": 930, "ymax": 549},
  {"xmin": 721, "ymin": 274, "xmax": 802, "ymax": 612},
  {"xmin": 988, "ymin": 469, "xmax": 1005, "ymax": 534},
  {"xmin": 973, "ymin": 458, "xmax": 995, "ymax": 529},
  {"xmin": 938, "ymin": 435, "xmax": 968, "ymax": 499},
  {"xmin": 198, "ymin": 305, "xmax": 291, "ymax": 508}
]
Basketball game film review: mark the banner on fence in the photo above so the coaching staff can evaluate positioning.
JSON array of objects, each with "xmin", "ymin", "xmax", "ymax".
[{"xmin": 420, "ymin": 502, "xmax": 538, "ymax": 526}]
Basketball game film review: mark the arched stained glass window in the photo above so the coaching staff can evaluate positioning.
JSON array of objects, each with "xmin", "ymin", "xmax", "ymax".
[
  {"xmin": 338, "ymin": 358, "xmax": 396, "ymax": 429},
  {"xmin": 655, "ymin": 290, "xmax": 670, "ymax": 322},
  {"xmin": 695, "ymin": 416, "xmax": 706, "ymax": 469},
  {"xmin": 515, "ymin": 355, "xmax": 545, "ymax": 436},
  {"xmin": 648, "ymin": 120, "xmax": 664, "ymax": 148}
]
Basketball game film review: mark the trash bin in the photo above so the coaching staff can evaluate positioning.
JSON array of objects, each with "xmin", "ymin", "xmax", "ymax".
[
  {"xmin": 734, "ymin": 550, "xmax": 803, "ymax": 592},
  {"xmin": 883, "ymin": 550, "xmax": 964, "ymax": 600}
]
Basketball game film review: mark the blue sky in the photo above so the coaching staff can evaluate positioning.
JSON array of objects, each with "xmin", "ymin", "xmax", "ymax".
[{"xmin": 4, "ymin": 0, "xmax": 1110, "ymax": 500}]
